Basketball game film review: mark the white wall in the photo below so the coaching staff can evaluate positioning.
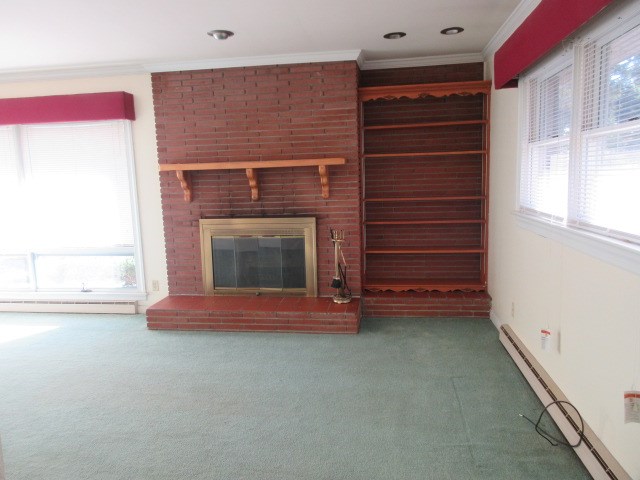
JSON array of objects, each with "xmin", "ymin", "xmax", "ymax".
[
  {"xmin": 0, "ymin": 75, "xmax": 168, "ymax": 311},
  {"xmin": 486, "ymin": 58, "xmax": 640, "ymax": 478}
]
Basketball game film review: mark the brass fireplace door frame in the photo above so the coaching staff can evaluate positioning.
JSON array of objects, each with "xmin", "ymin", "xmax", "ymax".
[{"xmin": 199, "ymin": 217, "xmax": 317, "ymax": 296}]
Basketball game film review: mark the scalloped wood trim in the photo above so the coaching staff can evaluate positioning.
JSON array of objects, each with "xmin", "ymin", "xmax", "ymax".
[{"xmin": 358, "ymin": 80, "xmax": 491, "ymax": 102}]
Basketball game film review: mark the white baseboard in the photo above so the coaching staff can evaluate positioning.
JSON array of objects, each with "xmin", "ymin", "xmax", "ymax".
[
  {"xmin": 0, "ymin": 434, "xmax": 4, "ymax": 480},
  {"xmin": 498, "ymin": 324, "xmax": 631, "ymax": 480},
  {"xmin": 489, "ymin": 308, "xmax": 503, "ymax": 330},
  {"xmin": 0, "ymin": 301, "xmax": 137, "ymax": 314}
]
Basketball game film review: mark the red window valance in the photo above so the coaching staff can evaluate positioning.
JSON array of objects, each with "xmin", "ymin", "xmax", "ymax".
[
  {"xmin": 494, "ymin": 0, "xmax": 615, "ymax": 89},
  {"xmin": 0, "ymin": 92, "xmax": 135, "ymax": 125}
]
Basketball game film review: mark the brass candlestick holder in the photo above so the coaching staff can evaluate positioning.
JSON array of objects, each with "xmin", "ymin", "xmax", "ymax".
[{"xmin": 330, "ymin": 229, "xmax": 352, "ymax": 304}]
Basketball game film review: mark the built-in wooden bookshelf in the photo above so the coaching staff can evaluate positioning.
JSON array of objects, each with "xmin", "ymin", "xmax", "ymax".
[{"xmin": 359, "ymin": 81, "xmax": 491, "ymax": 292}]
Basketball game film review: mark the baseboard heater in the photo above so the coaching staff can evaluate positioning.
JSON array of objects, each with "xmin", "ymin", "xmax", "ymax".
[
  {"xmin": 0, "ymin": 301, "xmax": 137, "ymax": 314},
  {"xmin": 499, "ymin": 324, "xmax": 631, "ymax": 480}
]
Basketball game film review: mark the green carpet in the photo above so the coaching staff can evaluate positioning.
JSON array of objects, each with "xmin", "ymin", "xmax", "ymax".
[{"xmin": 0, "ymin": 313, "xmax": 591, "ymax": 480}]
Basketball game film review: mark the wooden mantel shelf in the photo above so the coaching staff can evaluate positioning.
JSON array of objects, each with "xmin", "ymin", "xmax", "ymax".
[{"xmin": 159, "ymin": 157, "xmax": 346, "ymax": 202}]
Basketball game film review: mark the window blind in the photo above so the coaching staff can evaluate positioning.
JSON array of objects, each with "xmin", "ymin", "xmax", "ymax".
[
  {"xmin": 520, "ymin": 64, "xmax": 573, "ymax": 221},
  {"xmin": 0, "ymin": 126, "xmax": 24, "ymax": 251},
  {"xmin": 572, "ymin": 23, "xmax": 640, "ymax": 242},
  {"xmin": 21, "ymin": 121, "xmax": 134, "ymax": 249}
]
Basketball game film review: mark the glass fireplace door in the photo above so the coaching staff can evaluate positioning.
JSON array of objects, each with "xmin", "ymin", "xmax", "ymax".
[{"xmin": 211, "ymin": 236, "xmax": 306, "ymax": 290}]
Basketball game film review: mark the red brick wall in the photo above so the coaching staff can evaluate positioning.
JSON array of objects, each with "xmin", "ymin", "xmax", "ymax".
[
  {"xmin": 365, "ymin": 254, "xmax": 483, "ymax": 282},
  {"xmin": 366, "ymin": 156, "xmax": 482, "ymax": 197},
  {"xmin": 359, "ymin": 62, "xmax": 484, "ymax": 87},
  {"xmin": 152, "ymin": 62, "xmax": 361, "ymax": 297},
  {"xmin": 364, "ymin": 291, "xmax": 490, "ymax": 317}
]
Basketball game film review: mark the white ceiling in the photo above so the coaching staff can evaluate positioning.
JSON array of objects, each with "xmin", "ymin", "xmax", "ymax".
[{"xmin": 1, "ymin": 0, "xmax": 530, "ymax": 80}]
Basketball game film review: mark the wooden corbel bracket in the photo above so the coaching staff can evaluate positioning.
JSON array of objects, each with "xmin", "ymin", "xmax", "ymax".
[
  {"xmin": 174, "ymin": 170, "xmax": 192, "ymax": 202},
  {"xmin": 318, "ymin": 165, "xmax": 329, "ymax": 199},
  {"xmin": 245, "ymin": 168, "xmax": 259, "ymax": 201}
]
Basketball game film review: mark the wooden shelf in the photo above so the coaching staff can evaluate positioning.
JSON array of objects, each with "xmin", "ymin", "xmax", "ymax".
[
  {"xmin": 365, "ymin": 247, "xmax": 485, "ymax": 254},
  {"xmin": 359, "ymin": 80, "xmax": 492, "ymax": 102},
  {"xmin": 364, "ymin": 195, "xmax": 485, "ymax": 203},
  {"xmin": 159, "ymin": 157, "xmax": 346, "ymax": 202},
  {"xmin": 363, "ymin": 150, "xmax": 486, "ymax": 159},
  {"xmin": 363, "ymin": 278, "xmax": 486, "ymax": 292},
  {"xmin": 365, "ymin": 219, "xmax": 485, "ymax": 225},
  {"xmin": 363, "ymin": 120, "xmax": 487, "ymax": 130}
]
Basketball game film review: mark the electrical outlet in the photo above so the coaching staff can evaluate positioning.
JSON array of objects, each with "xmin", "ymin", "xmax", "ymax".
[
  {"xmin": 152, "ymin": 280, "xmax": 160, "ymax": 291},
  {"xmin": 510, "ymin": 302, "xmax": 515, "ymax": 318}
]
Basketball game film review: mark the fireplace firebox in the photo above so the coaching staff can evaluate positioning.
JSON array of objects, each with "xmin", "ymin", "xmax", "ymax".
[{"xmin": 199, "ymin": 217, "xmax": 317, "ymax": 296}]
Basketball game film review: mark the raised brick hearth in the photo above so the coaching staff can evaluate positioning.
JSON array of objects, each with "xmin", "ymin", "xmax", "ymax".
[{"xmin": 147, "ymin": 295, "xmax": 361, "ymax": 334}]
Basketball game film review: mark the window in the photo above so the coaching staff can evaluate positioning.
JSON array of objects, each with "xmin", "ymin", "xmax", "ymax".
[
  {"xmin": 573, "ymin": 24, "xmax": 640, "ymax": 241},
  {"xmin": 519, "ymin": 10, "xmax": 640, "ymax": 261},
  {"xmin": 520, "ymin": 62, "xmax": 573, "ymax": 222},
  {"xmin": 0, "ymin": 120, "xmax": 144, "ymax": 297}
]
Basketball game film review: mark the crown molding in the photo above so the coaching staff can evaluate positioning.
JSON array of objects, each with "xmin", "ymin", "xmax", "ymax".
[
  {"xmin": 483, "ymin": 0, "xmax": 542, "ymax": 59},
  {"xmin": 0, "ymin": 46, "xmax": 495, "ymax": 83},
  {"xmin": 0, "ymin": 50, "xmax": 364, "ymax": 83},
  {"xmin": 0, "ymin": 63, "xmax": 147, "ymax": 84},
  {"xmin": 144, "ymin": 50, "xmax": 363, "ymax": 73},
  {"xmin": 355, "ymin": 50, "xmax": 366, "ymax": 70},
  {"xmin": 359, "ymin": 53, "xmax": 484, "ymax": 71}
]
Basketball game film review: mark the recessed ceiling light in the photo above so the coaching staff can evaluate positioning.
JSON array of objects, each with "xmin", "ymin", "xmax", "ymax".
[
  {"xmin": 440, "ymin": 27, "xmax": 464, "ymax": 35},
  {"xmin": 383, "ymin": 32, "xmax": 407, "ymax": 40},
  {"xmin": 207, "ymin": 30, "xmax": 234, "ymax": 40}
]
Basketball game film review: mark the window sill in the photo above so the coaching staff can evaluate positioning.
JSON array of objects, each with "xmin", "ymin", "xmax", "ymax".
[
  {"xmin": 513, "ymin": 212, "xmax": 640, "ymax": 276},
  {"xmin": 0, "ymin": 291, "xmax": 148, "ymax": 302}
]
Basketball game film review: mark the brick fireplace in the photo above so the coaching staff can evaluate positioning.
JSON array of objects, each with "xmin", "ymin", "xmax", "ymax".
[
  {"xmin": 146, "ymin": 61, "xmax": 363, "ymax": 333},
  {"xmin": 145, "ymin": 61, "xmax": 492, "ymax": 333}
]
